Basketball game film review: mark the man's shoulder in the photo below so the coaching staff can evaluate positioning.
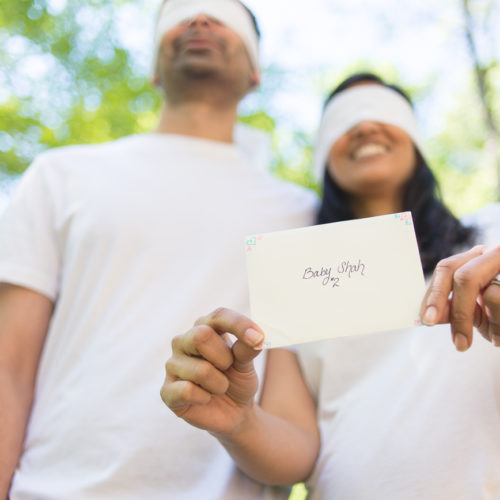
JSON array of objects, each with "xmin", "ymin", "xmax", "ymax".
[
  {"xmin": 262, "ymin": 175, "xmax": 319, "ymax": 208},
  {"xmin": 251, "ymin": 175, "xmax": 319, "ymax": 228},
  {"xmin": 37, "ymin": 135, "xmax": 143, "ymax": 165}
]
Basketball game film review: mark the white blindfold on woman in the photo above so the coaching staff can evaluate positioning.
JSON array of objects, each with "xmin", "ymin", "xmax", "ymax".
[{"xmin": 313, "ymin": 85, "xmax": 425, "ymax": 181}]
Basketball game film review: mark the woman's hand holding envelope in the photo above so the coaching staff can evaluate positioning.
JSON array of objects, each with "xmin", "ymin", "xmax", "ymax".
[
  {"xmin": 160, "ymin": 307, "xmax": 320, "ymax": 485},
  {"xmin": 160, "ymin": 307, "xmax": 264, "ymax": 435},
  {"xmin": 421, "ymin": 245, "xmax": 500, "ymax": 351}
]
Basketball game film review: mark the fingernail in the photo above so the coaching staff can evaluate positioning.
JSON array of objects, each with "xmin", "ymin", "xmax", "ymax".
[
  {"xmin": 253, "ymin": 341, "xmax": 264, "ymax": 351},
  {"xmin": 244, "ymin": 328, "xmax": 264, "ymax": 347},
  {"xmin": 491, "ymin": 334, "xmax": 500, "ymax": 347},
  {"xmin": 454, "ymin": 333, "xmax": 469, "ymax": 352},
  {"xmin": 422, "ymin": 306, "xmax": 437, "ymax": 326}
]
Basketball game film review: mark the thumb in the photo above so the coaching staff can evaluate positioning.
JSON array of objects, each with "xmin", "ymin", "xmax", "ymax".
[
  {"xmin": 231, "ymin": 335, "xmax": 263, "ymax": 372},
  {"xmin": 195, "ymin": 308, "xmax": 266, "ymax": 371}
]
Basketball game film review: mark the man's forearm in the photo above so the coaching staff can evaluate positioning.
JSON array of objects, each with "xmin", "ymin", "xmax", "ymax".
[
  {"xmin": 213, "ymin": 405, "xmax": 319, "ymax": 486},
  {"xmin": 0, "ymin": 371, "xmax": 33, "ymax": 498}
]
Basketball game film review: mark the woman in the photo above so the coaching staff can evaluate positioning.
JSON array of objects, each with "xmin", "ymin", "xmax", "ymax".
[
  {"xmin": 315, "ymin": 73, "xmax": 475, "ymax": 275},
  {"xmin": 161, "ymin": 74, "xmax": 500, "ymax": 499}
]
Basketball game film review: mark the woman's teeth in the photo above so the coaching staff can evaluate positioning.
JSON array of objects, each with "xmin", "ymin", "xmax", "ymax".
[{"xmin": 353, "ymin": 143, "xmax": 388, "ymax": 160}]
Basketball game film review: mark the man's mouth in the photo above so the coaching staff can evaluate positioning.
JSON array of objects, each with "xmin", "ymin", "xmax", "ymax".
[{"xmin": 183, "ymin": 37, "xmax": 218, "ymax": 49}]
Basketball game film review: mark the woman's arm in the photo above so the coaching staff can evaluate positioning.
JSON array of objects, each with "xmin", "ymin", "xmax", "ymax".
[{"xmin": 160, "ymin": 307, "xmax": 320, "ymax": 485}]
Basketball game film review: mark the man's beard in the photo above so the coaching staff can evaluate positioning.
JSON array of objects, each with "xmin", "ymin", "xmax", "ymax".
[
  {"xmin": 158, "ymin": 56, "xmax": 244, "ymax": 103},
  {"xmin": 177, "ymin": 59, "xmax": 221, "ymax": 80},
  {"xmin": 171, "ymin": 28, "xmax": 229, "ymax": 77},
  {"xmin": 156, "ymin": 31, "xmax": 249, "ymax": 102}
]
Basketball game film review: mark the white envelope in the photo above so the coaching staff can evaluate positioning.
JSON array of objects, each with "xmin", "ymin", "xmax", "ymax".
[{"xmin": 245, "ymin": 212, "xmax": 426, "ymax": 348}]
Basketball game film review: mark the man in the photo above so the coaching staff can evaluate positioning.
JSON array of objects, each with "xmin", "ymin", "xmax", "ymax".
[{"xmin": 0, "ymin": 1, "xmax": 317, "ymax": 498}]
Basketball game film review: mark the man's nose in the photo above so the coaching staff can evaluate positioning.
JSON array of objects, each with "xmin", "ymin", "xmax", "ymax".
[{"xmin": 187, "ymin": 13, "xmax": 212, "ymax": 28}]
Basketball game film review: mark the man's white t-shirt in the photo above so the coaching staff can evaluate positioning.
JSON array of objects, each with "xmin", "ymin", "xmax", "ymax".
[
  {"xmin": 0, "ymin": 134, "xmax": 317, "ymax": 500},
  {"xmin": 296, "ymin": 205, "xmax": 500, "ymax": 500}
]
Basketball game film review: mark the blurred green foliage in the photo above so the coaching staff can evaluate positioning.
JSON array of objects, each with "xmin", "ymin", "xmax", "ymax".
[
  {"xmin": 289, "ymin": 482, "xmax": 308, "ymax": 500},
  {"xmin": 0, "ymin": 0, "xmax": 293, "ymax": 177},
  {"xmin": 0, "ymin": 0, "xmax": 499, "ymax": 216},
  {"xmin": 0, "ymin": 0, "xmax": 164, "ymax": 173},
  {"xmin": 427, "ymin": 68, "xmax": 500, "ymax": 213}
]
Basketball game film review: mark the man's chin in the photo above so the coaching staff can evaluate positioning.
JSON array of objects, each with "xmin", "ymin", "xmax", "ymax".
[
  {"xmin": 183, "ymin": 66, "xmax": 219, "ymax": 80},
  {"xmin": 170, "ymin": 56, "xmax": 221, "ymax": 79}
]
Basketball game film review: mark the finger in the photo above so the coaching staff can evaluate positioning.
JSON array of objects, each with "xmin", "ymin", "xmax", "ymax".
[
  {"xmin": 473, "ymin": 300, "xmax": 488, "ymax": 340},
  {"xmin": 195, "ymin": 307, "xmax": 265, "ymax": 349},
  {"xmin": 172, "ymin": 325, "xmax": 233, "ymax": 372},
  {"xmin": 436, "ymin": 297, "xmax": 485, "ymax": 334},
  {"xmin": 165, "ymin": 355, "xmax": 230, "ymax": 395},
  {"xmin": 196, "ymin": 307, "xmax": 265, "ymax": 369},
  {"xmin": 483, "ymin": 280, "xmax": 500, "ymax": 346},
  {"xmin": 420, "ymin": 245, "xmax": 488, "ymax": 326},
  {"xmin": 160, "ymin": 379, "xmax": 212, "ymax": 410},
  {"xmin": 450, "ymin": 246, "xmax": 500, "ymax": 350}
]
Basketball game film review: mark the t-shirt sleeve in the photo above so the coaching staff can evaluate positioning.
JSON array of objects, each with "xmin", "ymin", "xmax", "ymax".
[
  {"xmin": 0, "ymin": 156, "xmax": 61, "ymax": 300},
  {"xmin": 461, "ymin": 202, "xmax": 500, "ymax": 248}
]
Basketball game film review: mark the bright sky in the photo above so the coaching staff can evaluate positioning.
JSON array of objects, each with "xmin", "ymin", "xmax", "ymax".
[{"xmin": 0, "ymin": 173, "xmax": 17, "ymax": 213}]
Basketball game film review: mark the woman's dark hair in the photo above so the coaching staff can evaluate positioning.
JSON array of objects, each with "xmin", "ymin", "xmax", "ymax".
[{"xmin": 316, "ymin": 72, "xmax": 476, "ymax": 274}]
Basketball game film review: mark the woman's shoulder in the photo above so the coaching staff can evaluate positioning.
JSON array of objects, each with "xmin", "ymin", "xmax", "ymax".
[{"xmin": 460, "ymin": 202, "xmax": 500, "ymax": 247}]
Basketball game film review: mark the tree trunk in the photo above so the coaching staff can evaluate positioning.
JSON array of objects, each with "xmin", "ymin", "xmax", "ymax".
[{"xmin": 462, "ymin": 0, "xmax": 500, "ymax": 199}]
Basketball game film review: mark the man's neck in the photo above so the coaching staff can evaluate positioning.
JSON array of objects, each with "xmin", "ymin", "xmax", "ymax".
[{"xmin": 155, "ymin": 101, "xmax": 238, "ymax": 143}]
